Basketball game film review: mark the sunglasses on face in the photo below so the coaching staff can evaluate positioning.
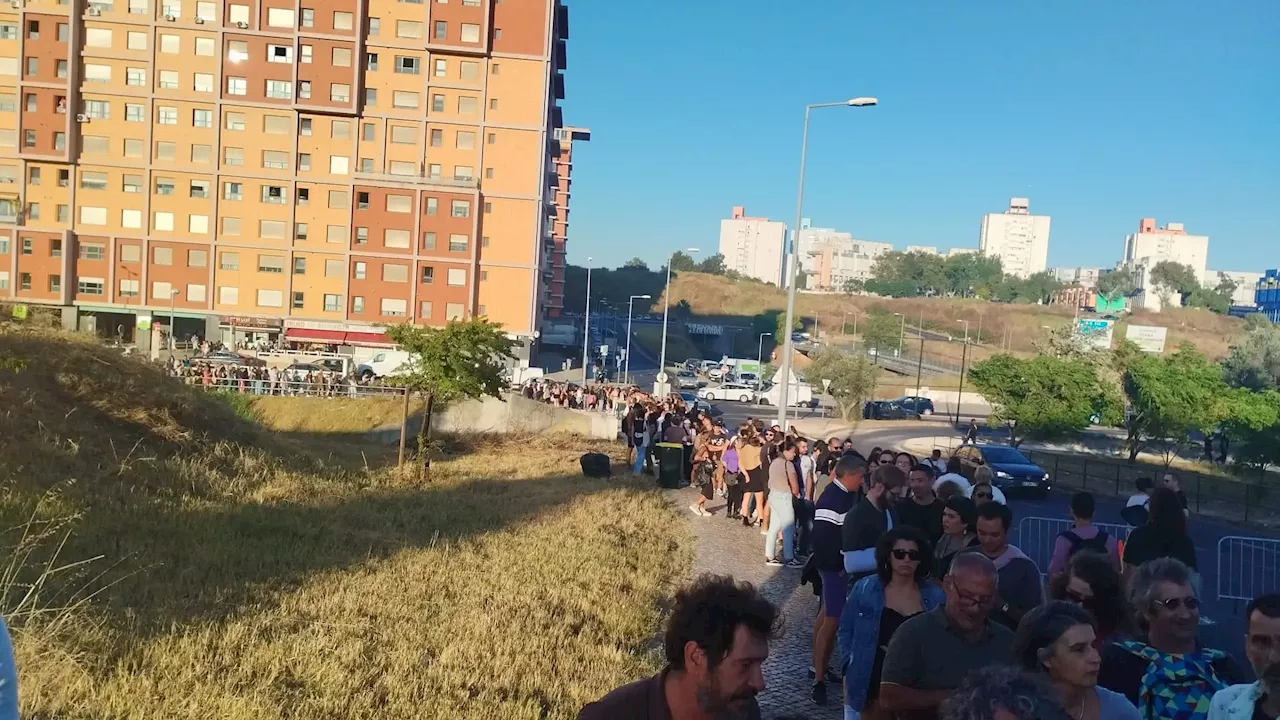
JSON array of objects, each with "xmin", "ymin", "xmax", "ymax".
[
  {"xmin": 1064, "ymin": 590, "xmax": 1092, "ymax": 605},
  {"xmin": 1153, "ymin": 597, "xmax": 1201, "ymax": 612},
  {"xmin": 974, "ymin": 491, "xmax": 992, "ymax": 499},
  {"xmin": 891, "ymin": 549, "xmax": 922, "ymax": 561}
]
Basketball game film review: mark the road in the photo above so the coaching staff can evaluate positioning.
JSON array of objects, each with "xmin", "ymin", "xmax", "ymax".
[{"xmin": 816, "ymin": 421, "xmax": 1276, "ymax": 672}]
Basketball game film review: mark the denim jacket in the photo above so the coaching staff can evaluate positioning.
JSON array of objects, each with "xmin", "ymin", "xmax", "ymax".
[
  {"xmin": 0, "ymin": 616, "xmax": 17, "ymax": 720},
  {"xmin": 837, "ymin": 574, "xmax": 945, "ymax": 711}
]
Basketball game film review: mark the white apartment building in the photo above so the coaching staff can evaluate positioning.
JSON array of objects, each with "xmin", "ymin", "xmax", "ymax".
[
  {"xmin": 1051, "ymin": 267, "xmax": 1103, "ymax": 289},
  {"xmin": 1203, "ymin": 270, "xmax": 1263, "ymax": 308},
  {"xmin": 719, "ymin": 206, "xmax": 788, "ymax": 285},
  {"xmin": 905, "ymin": 245, "xmax": 939, "ymax": 255},
  {"xmin": 1124, "ymin": 218, "xmax": 1210, "ymax": 311},
  {"xmin": 796, "ymin": 225, "xmax": 893, "ymax": 291},
  {"xmin": 978, "ymin": 198, "xmax": 1052, "ymax": 278}
]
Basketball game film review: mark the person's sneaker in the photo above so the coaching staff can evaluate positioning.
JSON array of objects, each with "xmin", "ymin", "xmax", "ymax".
[
  {"xmin": 785, "ymin": 558, "xmax": 805, "ymax": 568},
  {"xmin": 760, "ymin": 527, "xmax": 769, "ymax": 536},
  {"xmin": 765, "ymin": 558, "xmax": 783, "ymax": 567},
  {"xmin": 810, "ymin": 681, "xmax": 827, "ymax": 706},
  {"xmin": 698, "ymin": 507, "xmax": 711, "ymax": 517},
  {"xmin": 807, "ymin": 668, "xmax": 841, "ymax": 682},
  {"xmin": 689, "ymin": 504, "xmax": 701, "ymax": 516}
]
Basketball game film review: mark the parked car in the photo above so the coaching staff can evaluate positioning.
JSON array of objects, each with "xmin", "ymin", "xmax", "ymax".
[
  {"xmin": 356, "ymin": 350, "xmax": 413, "ymax": 380},
  {"xmin": 706, "ymin": 366, "xmax": 726, "ymax": 381},
  {"xmin": 952, "ymin": 443, "xmax": 1050, "ymax": 497},
  {"xmin": 675, "ymin": 369, "xmax": 701, "ymax": 390},
  {"xmin": 698, "ymin": 360, "xmax": 720, "ymax": 374},
  {"xmin": 862, "ymin": 400, "xmax": 921, "ymax": 420},
  {"xmin": 895, "ymin": 396, "xmax": 935, "ymax": 415},
  {"xmin": 677, "ymin": 391, "xmax": 715, "ymax": 415},
  {"xmin": 735, "ymin": 371, "xmax": 759, "ymax": 386},
  {"xmin": 283, "ymin": 359, "xmax": 351, "ymax": 381},
  {"xmin": 697, "ymin": 383, "xmax": 756, "ymax": 403},
  {"xmin": 193, "ymin": 351, "xmax": 265, "ymax": 367}
]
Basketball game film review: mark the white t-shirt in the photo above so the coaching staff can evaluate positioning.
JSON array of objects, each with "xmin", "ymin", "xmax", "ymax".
[
  {"xmin": 934, "ymin": 473, "xmax": 1006, "ymax": 505},
  {"xmin": 1126, "ymin": 492, "xmax": 1150, "ymax": 509}
]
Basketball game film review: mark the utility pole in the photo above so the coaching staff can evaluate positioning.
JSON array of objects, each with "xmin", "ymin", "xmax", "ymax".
[{"xmin": 914, "ymin": 333, "xmax": 925, "ymax": 413}]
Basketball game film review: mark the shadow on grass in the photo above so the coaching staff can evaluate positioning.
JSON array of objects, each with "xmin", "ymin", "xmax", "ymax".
[{"xmin": 58, "ymin": 462, "xmax": 650, "ymax": 639}]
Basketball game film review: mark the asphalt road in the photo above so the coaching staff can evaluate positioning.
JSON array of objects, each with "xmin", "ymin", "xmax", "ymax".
[{"xmin": 831, "ymin": 422, "xmax": 1274, "ymax": 671}]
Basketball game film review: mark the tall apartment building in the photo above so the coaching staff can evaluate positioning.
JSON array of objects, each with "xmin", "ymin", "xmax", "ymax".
[
  {"xmin": 796, "ymin": 224, "xmax": 892, "ymax": 291},
  {"xmin": 544, "ymin": 123, "xmax": 586, "ymax": 318},
  {"xmin": 1123, "ymin": 218, "xmax": 1209, "ymax": 311},
  {"xmin": 978, "ymin": 197, "xmax": 1050, "ymax": 278},
  {"xmin": 1050, "ymin": 266, "xmax": 1101, "ymax": 289},
  {"xmin": 718, "ymin": 205, "xmax": 786, "ymax": 286},
  {"xmin": 0, "ymin": 0, "xmax": 573, "ymax": 361}
]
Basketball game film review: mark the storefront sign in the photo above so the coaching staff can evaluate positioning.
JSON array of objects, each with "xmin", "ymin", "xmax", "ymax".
[
  {"xmin": 283, "ymin": 318, "xmax": 386, "ymax": 335},
  {"xmin": 219, "ymin": 316, "xmax": 283, "ymax": 330}
]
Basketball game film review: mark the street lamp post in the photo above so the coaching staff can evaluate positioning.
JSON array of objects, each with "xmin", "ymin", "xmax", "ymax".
[
  {"xmin": 955, "ymin": 319, "xmax": 971, "ymax": 424},
  {"xmin": 756, "ymin": 332, "xmax": 771, "ymax": 393},
  {"xmin": 894, "ymin": 312, "xmax": 906, "ymax": 356},
  {"xmin": 658, "ymin": 248, "xmax": 699, "ymax": 395},
  {"xmin": 624, "ymin": 293, "xmax": 651, "ymax": 385},
  {"xmin": 581, "ymin": 257, "xmax": 593, "ymax": 384},
  {"xmin": 776, "ymin": 97, "xmax": 878, "ymax": 427},
  {"xmin": 169, "ymin": 289, "xmax": 180, "ymax": 351}
]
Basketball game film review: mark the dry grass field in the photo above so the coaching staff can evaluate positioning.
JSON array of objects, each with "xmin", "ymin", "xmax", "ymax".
[
  {"xmin": 664, "ymin": 271, "xmax": 1246, "ymax": 360},
  {"xmin": 0, "ymin": 327, "xmax": 689, "ymax": 719}
]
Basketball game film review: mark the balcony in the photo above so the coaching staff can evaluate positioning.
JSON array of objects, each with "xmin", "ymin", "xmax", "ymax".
[{"xmin": 352, "ymin": 171, "xmax": 479, "ymax": 190}]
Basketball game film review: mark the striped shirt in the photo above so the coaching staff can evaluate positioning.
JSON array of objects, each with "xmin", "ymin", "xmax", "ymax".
[{"xmin": 812, "ymin": 478, "xmax": 856, "ymax": 572}]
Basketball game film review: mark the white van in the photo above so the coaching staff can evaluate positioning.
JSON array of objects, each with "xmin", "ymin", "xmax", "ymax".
[
  {"xmin": 757, "ymin": 381, "xmax": 815, "ymax": 408},
  {"xmin": 356, "ymin": 350, "xmax": 413, "ymax": 380}
]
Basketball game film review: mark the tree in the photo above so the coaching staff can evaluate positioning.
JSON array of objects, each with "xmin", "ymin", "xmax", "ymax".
[
  {"xmin": 696, "ymin": 253, "xmax": 726, "ymax": 275},
  {"xmin": 669, "ymin": 251, "xmax": 699, "ymax": 272},
  {"xmin": 1120, "ymin": 344, "xmax": 1230, "ymax": 463},
  {"xmin": 944, "ymin": 253, "xmax": 1003, "ymax": 297},
  {"xmin": 968, "ymin": 354, "xmax": 1114, "ymax": 446},
  {"xmin": 1222, "ymin": 322, "xmax": 1280, "ymax": 391},
  {"xmin": 1223, "ymin": 390, "xmax": 1280, "ymax": 469},
  {"xmin": 384, "ymin": 320, "xmax": 518, "ymax": 476},
  {"xmin": 622, "ymin": 257, "xmax": 649, "ymax": 270},
  {"xmin": 775, "ymin": 311, "xmax": 800, "ymax": 343},
  {"xmin": 865, "ymin": 251, "xmax": 948, "ymax": 298},
  {"xmin": 805, "ymin": 347, "xmax": 879, "ymax": 421},
  {"xmin": 1095, "ymin": 267, "xmax": 1138, "ymax": 301},
  {"xmin": 1148, "ymin": 261, "xmax": 1201, "ymax": 307},
  {"xmin": 861, "ymin": 313, "xmax": 901, "ymax": 356},
  {"xmin": 842, "ymin": 278, "xmax": 865, "ymax": 295},
  {"xmin": 1186, "ymin": 273, "xmax": 1237, "ymax": 314}
]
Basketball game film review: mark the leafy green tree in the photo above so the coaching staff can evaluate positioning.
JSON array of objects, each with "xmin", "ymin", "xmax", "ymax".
[
  {"xmin": 697, "ymin": 253, "xmax": 727, "ymax": 275},
  {"xmin": 672, "ymin": 299, "xmax": 694, "ymax": 320},
  {"xmin": 384, "ymin": 320, "xmax": 518, "ymax": 475},
  {"xmin": 1223, "ymin": 390, "xmax": 1280, "ymax": 468},
  {"xmin": 669, "ymin": 251, "xmax": 699, "ymax": 272},
  {"xmin": 1185, "ymin": 273, "xmax": 1237, "ymax": 314},
  {"xmin": 944, "ymin": 253, "xmax": 1003, "ymax": 297},
  {"xmin": 1222, "ymin": 322, "xmax": 1280, "ymax": 391},
  {"xmin": 1095, "ymin": 267, "xmax": 1138, "ymax": 302},
  {"xmin": 775, "ymin": 311, "xmax": 800, "ymax": 343},
  {"xmin": 861, "ymin": 313, "xmax": 901, "ymax": 357},
  {"xmin": 1148, "ymin": 260, "xmax": 1201, "ymax": 308},
  {"xmin": 622, "ymin": 257, "xmax": 649, "ymax": 270},
  {"xmin": 842, "ymin": 278, "xmax": 865, "ymax": 295},
  {"xmin": 805, "ymin": 347, "xmax": 880, "ymax": 421},
  {"xmin": 968, "ymin": 354, "xmax": 1114, "ymax": 446},
  {"xmin": 865, "ymin": 251, "xmax": 947, "ymax": 297},
  {"xmin": 1120, "ymin": 344, "xmax": 1229, "ymax": 462}
]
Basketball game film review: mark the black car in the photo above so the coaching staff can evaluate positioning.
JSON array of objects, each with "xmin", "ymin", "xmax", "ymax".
[
  {"xmin": 895, "ymin": 396, "xmax": 935, "ymax": 416},
  {"xmin": 954, "ymin": 443, "xmax": 1051, "ymax": 497},
  {"xmin": 862, "ymin": 400, "xmax": 921, "ymax": 420}
]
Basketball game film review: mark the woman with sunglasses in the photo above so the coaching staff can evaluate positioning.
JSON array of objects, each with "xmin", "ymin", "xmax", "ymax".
[
  {"xmin": 967, "ymin": 465, "xmax": 1007, "ymax": 506},
  {"xmin": 1047, "ymin": 551, "xmax": 1133, "ymax": 647},
  {"xmin": 894, "ymin": 452, "xmax": 916, "ymax": 476},
  {"xmin": 877, "ymin": 450, "xmax": 896, "ymax": 468},
  {"xmin": 1012, "ymin": 601, "xmax": 1141, "ymax": 720},
  {"xmin": 934, "ymin": 496, "xmax": 979, "ymax": 576},
  {"xmin": 838, "ymin": 526, "xmax": 942, "ymax": 720}
]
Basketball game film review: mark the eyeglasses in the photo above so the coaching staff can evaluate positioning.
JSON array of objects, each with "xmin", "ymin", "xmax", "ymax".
[
  {"xmin": 891, "ymin": 549, "xmax": 922, "ymax": 561},
  {"xmin": 952, "ymin": 586, "xmax": 995, "ymax": 609},
  {"xmin": 1153, "ymin": 597, "xmax": 1201, "ymax": 612}
]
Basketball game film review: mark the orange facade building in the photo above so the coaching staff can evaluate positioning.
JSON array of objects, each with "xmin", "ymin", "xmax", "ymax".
[{"xmin": 0, "ymin": 0, "xmax": 581, "ymax": 357}]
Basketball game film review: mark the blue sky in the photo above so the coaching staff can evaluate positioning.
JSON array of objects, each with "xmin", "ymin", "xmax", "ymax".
[{"xmin": 559, "ymin": 0, "xmax": 1279, "ymax": 273}]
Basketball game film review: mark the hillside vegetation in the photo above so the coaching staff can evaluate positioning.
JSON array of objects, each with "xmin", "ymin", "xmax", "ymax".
[
  {"xmin": 0, "ymin": 327, "xmax": 687, "ymax": 719},
  {"xmin": 663, "ymin": 271, "xmax": 1245, "ymax": 360}
]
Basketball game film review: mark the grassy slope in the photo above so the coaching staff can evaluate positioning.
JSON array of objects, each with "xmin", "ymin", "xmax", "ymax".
[
  {"xmin": 664, "ymin": 271, "xmax": 1244, "ymax": 360},
  {"xmin": 0, "ymin": 327, "xmax": 689, "ymax": 719}
]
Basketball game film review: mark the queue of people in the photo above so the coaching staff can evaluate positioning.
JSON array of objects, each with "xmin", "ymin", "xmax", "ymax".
[
  {"xmin": 521, "ymin": 378, "xmax": 630, "ymax": 413},
  {"xmin": 582, "ymin": 432, "xmax": 1280, "ymax": 720}
]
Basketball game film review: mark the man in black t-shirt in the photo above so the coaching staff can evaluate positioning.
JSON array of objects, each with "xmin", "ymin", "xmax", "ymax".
[
  {"xmin": 1163, "ymin": 472, "xmax": 1191, "ymax": 517},
  {"xmin": 897, "ymin": 463, "xmax": 944, "ymax": 543}
]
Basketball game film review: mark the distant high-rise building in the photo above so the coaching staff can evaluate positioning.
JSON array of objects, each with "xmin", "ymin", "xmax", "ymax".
[
  {"xmin": 1124, "ymin": 218, "xmax": 1210, "ymax": 311},
  {"xmin": 719, "ymin": 206, "xmax": 787, "ymax": 285},
  {"xmin": 796, "ymin": 226, "xmax": 892, "ymax": 291},
  {"xmin": 978, "ymin": 197, "xmax": 1051, "ymax": 278},
  {"xmin": 1050, "ymin": 267, "xmax": 1102, "ymax": 289},
  {"xmin": 1203, "ymin": 269, "xmax": 1263, "ymax": 308}
]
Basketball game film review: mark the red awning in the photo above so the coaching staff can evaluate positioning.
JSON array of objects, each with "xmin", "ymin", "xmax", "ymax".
[
  {"xmin": 285, "ymin": 328, "xmax": 346, "ymax": 343},
  {"xmin": 343, "ymin": 331, "xmax": 394, "ymax": 347}
]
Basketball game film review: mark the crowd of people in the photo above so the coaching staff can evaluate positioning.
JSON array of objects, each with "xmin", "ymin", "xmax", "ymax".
[
  {"xmin": 166, "ymin": 359, "xmax": 354, "ymax": 397},
  {"xmin": 582, "ymin": 426, "xmax": 1280, "ymax": 720},
  {"xmin": 520, "ymin": 378, "xmax": 632, "ymax": 413}
]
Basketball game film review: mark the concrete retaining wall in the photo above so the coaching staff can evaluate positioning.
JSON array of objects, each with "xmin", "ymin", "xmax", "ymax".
[{"xmin": 433, "ymin": 394, "xmax": 620, "ymax": 439}]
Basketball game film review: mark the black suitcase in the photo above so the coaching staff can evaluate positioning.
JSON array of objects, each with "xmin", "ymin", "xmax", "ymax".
[{"xmin": 580, "ymin": 452, "xmax": 612, "ymax": 478}]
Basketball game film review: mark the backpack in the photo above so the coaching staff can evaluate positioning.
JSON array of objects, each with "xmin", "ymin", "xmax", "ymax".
[
  {"xmin": 579, "ymin": 453, "xmax": 612, "ymax": 478},
  {"xmin": 1060, "ymin": 530, "xmax": 1109, "ymax": 558}
]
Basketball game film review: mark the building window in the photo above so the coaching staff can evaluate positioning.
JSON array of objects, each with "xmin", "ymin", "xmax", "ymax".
[
  {"xmin": 153, "ymin": 247, "xmax": 173, "ymax": 265},
  {"xmin": 445, "ymin": 303, "xmax": 464, "ymax": 321},
  {"xmin": 219, "ymin": 252, "xmax": 239, "ymax": 270},
  {"xmin": 157, "ymin": 106, "xmax": 178, "ymax": 125},
  {"xmin": 267, "ymin": 44, "xmax": 292, "ymax": 63},
  {"xmin": 448, "ymin": 234, "xmax": 468, "ymax": 252},
  {"xmin": 292, "ymin": 292, "xmax": 305, "ymax": 309},
  {"xmin": 256, "ymin": 289, "xmax": 283, "ymax": 308},
  {"xmin": 265, "ymin": 80, "xmax": 292, "ymax": 100},
  {"xmin": 77, "ymin": 278, "xmax": 105, "ymax": 295},
  {"xmin": 366, "ymin": 53, "xmax": 379, "ymax": 71},
  {"xmin": 293, "ymin": 257, "xmax": 306, "ymax": 275},
  {"xmin": 451, "ymin": 200, "xmax": 471, "ymax": 218},
  {"xmin": 333, "ymin": 11, "xmax": 353, "ymax": 29},
  {"xmin": 420, "ymin": 301, "xmax": 432, "ymax": 318},
  {"xmin": 355, "ymin": 227, "xmax": 368, "ymax": 244},
  {"xmin": 188, "ymin": 249, "xmax": 207, "ymax": 267},
  {"xmin": 125, "ymin": 68, "xmax": 146, "ymax": 86},
  {"xmin": 396, "ymin": 56, "xmax": 420, "ymax": 74},
  {"xmin": 385, "ymin": 229, "xmax": 410, "ymax": 248},
  {"xmin": 79, "ymin": 243, "xmax": 106, "ymax": 260},
  {"xmin": 323, "ymin": 294, "xmax": 341, "ymax": 312},
  {"xmin": 227, "ymin": 77, "xmax": 246, "ymax": 95},
  {"xmin": 218, "ymin": 286, "xmax": 239, "ymax": 305},
  {"xmin": 382, "ymin": 264, "xmax": 408, "ymax": 283},
  {"xmin": 49, "ymin": 239, "xmax": 61, "ymax": 257},
  {"xmin": 119, "ymin": 278, "xmax": 140, "ymax": 297},
  {"xmin": 193, "ymin": 109, "xmax": 212, "ymax": 127},
  {"xmin": 295, "ymin": 223, "xmax": 308, "ymax": 240},
  {"xmin": 381, "ymin": 298, "xmax": 407, "ymax": 317},
  {"xmin": 433, "ymin": 20, "xmax": 446, "ymax": 39},
  {"xmin": 367, "ymin": 18, "xmax": 379, "ymax": 35},
  {"xmin": 460, "ymin": 23, "xmax": 479, "ymax": 43},
  {"xmin": 422, "ymin": 232, "xmax": 436, "ymax": 250},
  {"xmin": 353, "ymin": 261, "xmax": 366, "ymax": 279},
  {"xmin": 330, "ymin": 84, "xmax": 350, "ymax": 103},
  {"xmin": 447, "ymin": 268, "xmax": 466, "ymax": 286},
  {"xmin": 425, "ymin": 197, "xmax": 438, "ymax": 216},
  {"xmin": 352, "ymin": 296, "xmax": 364, "ymax": 313},
  {"xmin": 386, "ymin": 195, "xmax": 411, "ymax": 213},
  {"xmin": 257, "ymin": 254, "xmax": 284, "ymax": 273},
  {"xmin": 19, "ymin": 273, "xmax": 31, "ymax": 291},
  {"xmin": 431, "ymin": 94, "xmax": 445, "ymax": 113},
  {"xmin": 421, "ymin": 266, "xmax": 434, "ymax": 283}
]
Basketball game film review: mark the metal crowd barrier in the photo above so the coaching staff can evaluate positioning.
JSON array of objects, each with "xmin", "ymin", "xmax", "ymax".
[
  {"xmin": 1217, "ymin": 536, "xmax": 1280, "ymax": 603},
  {"xmin": 187, "ymin": 377, "xmax": 407, "ymax": 398},
  {"xmin": 1013, "ymin": 516, "xmax": 1132, "ymax": 580}
]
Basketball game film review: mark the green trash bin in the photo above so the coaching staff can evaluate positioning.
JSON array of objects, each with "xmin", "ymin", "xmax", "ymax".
[{"xmin": 655, "ymin": 442, "xmax": 685, "ymax": 489}]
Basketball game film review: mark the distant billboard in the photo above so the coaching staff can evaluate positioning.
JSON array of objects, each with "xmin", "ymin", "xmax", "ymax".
[
  {"xmin": 1126, "ymin": 325, "xmax": 1168, "ymax": 353},
  {"xmin": 1076, "ymin": 318, "xmax": 1114, "ymax": 350}
]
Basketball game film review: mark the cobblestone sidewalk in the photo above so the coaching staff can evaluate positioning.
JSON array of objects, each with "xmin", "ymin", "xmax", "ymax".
[{"xmin": 667, "ymin": 486, "xmax": 843, "ymax": 720}]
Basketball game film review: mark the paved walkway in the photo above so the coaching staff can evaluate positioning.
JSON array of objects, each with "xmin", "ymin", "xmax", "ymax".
[{"xmin": 667, "ymin": 486, "xmax": 843, "ymax": 720}]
